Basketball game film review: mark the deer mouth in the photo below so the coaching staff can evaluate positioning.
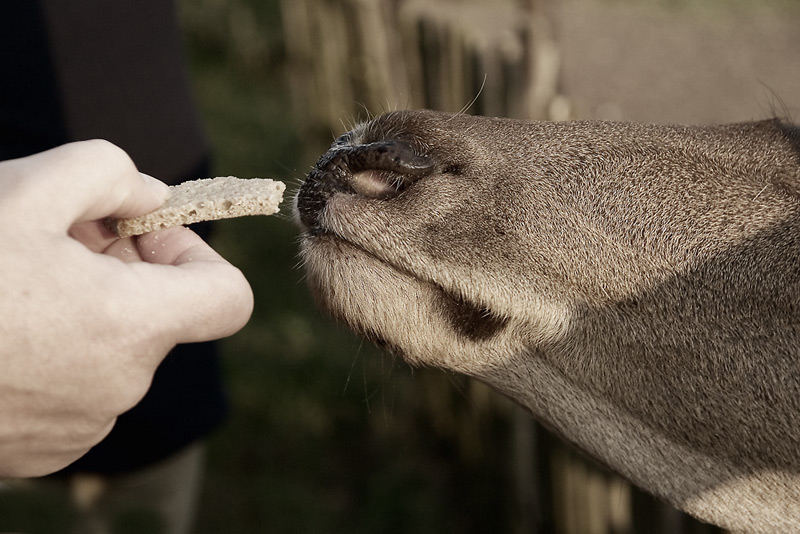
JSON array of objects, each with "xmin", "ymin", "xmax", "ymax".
[
  {"xmin": 295, "ymin": 140, "xmax": 434, "ymax": 235},
  {"xmin": 295, "ymin": 135, "xmax": 507, "ymax": 355},
  {"xmin": 295, "ymin": 139, "xmax": 510, "ymax": 348}
]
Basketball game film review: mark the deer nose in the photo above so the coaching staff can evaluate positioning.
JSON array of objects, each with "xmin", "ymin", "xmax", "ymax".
[{"xmin": 296, "ymin": 141, "xmax": 434, "ymax": 232}]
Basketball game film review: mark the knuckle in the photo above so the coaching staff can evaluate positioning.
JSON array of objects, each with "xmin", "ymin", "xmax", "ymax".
[
  {"xmin": 67, "ymin": 139, "xmax": 136, "ymax": 179},
  {"xmin": 65, "ymin": 415, "xmax": 117, "ymax": 450},
  {"xmin": 84, "ymin": 353, "xmax": 156, "ymax": 417},
  {"xmin": 85, "ymin": 417, "xmax": 117, "ymax": 448},
  {"xmin": 72, "ymin": 139, "xmax": 136, "ymax": 172},
  {"xmin": 108, "ymin": 373, "xmax": 155, "ymax": 415}
]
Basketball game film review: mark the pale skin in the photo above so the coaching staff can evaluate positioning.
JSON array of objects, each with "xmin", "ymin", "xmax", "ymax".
[{"xmin": 0, "ymin": 140, "xmax": 254, "ymax": 477}]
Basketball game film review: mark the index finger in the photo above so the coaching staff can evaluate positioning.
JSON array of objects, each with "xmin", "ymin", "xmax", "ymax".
[
  {"xmin": 1, "ymin": 140, "xmax": 169, "ymax": 232},
  {"xmin": 127, "ymin": 226, "xmax": 254, "ymax": 343}
]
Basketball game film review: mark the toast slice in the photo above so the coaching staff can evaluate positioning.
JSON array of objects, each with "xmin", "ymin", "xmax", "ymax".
[{"xmin": 109, "ymin": 176, "xmax": 285, "ymax": 237}]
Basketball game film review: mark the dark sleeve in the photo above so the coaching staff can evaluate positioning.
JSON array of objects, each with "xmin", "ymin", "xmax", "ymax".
[
  {"xmin": 0, "ymin": 3, "xmax": 68, "ymax": 160},
  {"xmin": 0, "ymin": 0, "xmax": 209, "ymax": 182}
]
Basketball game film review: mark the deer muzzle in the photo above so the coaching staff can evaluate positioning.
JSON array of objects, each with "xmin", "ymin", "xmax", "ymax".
[{"xmin": 296, "ymin": 140, "xmax": 434, "ymax": 233}]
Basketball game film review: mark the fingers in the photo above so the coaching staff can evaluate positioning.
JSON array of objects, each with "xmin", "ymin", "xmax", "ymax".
[
  {"xmin": 135, "ymin": 226, "xmax": 225, "ymax": 265},
  {"xmin": 104, "ymin": 237, "xmax": 144, "ymax": 263},
  {"xmin": 2, "ymin": 140, "xmax": 169, "ymax": 231},
  {"xmin": 68, "ymin": 220, "xmax": 119, "ymax": 253},
  {"xmin": 128, "ymin": 227, "xmax": 254, "ymax": 343},
  {"xmin": 69, "ymin": 220, "xmax": 146, "ymax": 262},
  {"xmin": 68, "ymin": 226, "xmax": 252, "ymax": 345}
]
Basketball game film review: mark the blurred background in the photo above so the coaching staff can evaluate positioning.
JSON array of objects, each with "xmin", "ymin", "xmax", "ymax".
[{"xmin": 2, "ymin": 0, "xmax": 799, "ymax": 532}]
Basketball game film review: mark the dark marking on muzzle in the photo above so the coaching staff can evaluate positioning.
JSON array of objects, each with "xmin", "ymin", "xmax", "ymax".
[
  {"xmin": 297, "ymin": 141, "xmax": 434, "ymax": 232},
  {"xmin": 440, "ymin": 290, "xmax": 509, "ymax": 342}
]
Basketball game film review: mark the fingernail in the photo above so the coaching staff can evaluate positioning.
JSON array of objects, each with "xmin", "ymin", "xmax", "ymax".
[{"xmin": 140, "ymin": 172, "xmax": 170, "ymax": 201}]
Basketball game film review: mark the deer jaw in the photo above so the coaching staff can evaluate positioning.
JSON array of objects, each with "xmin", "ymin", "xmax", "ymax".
[{"xmin": 295, "ymin": 110, "xmax": 800, "ymax": 531}]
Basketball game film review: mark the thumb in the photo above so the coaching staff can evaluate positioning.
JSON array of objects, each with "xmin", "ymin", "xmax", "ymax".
[{"xmin": 2, "ymin": 140, "xmax": 169, "ymax": 230}]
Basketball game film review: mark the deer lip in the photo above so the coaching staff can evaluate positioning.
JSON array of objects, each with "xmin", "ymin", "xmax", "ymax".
[{"xmin": 304, "ymin": 232, "xmax": 509, "ymax": 343}]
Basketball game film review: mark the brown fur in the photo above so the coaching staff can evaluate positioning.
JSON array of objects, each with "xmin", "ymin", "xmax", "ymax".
[{"xmin": 295, "ymin": 110, "xmax": 800, "ymax": 532}]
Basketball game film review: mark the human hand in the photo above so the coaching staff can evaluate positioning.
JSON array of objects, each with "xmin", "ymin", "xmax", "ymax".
[{"xmin": 0, "ymin": 140, "xmax": 254, "ymax": 477}]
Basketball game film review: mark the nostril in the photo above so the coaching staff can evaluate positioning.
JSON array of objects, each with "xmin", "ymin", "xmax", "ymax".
[
  {"xmin": 346, "ymin": 141, "xmax": 434, "ymax": 179},
  {"xmin": 349, "ymin": 170, "xmax": 399, "ymax": 199},
  {"xmin": 296, "ymin": 140, "xmax": 435, "ymax": 232},
  {"xmin": 344, "ymin": 141, "xmax": 435, "ymax": 201}
]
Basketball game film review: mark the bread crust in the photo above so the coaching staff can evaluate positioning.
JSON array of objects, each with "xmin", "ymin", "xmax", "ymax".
[{"xmin": 108, "ymin": 176, "xmax": 285, "ymax": 237}]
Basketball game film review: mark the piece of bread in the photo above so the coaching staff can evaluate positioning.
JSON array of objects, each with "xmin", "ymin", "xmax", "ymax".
[{"xmin": 109, "ymin": 176, "xmax": 285, "ymax": 237}]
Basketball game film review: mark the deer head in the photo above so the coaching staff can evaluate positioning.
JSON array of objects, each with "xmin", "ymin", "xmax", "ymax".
[{"xmin": 295, "ymin": 110, "xmax": 800, "ymax": 532}]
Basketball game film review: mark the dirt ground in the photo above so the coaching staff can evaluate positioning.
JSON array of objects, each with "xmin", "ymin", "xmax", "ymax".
[{"xmin": 553, "ymin": 0, "xmax": 800, "ymax": 124}]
